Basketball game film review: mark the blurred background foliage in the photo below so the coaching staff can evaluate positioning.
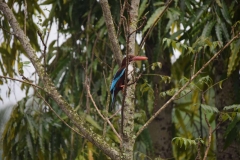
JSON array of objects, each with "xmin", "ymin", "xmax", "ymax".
[{"xmin": 0, "ymin": 0, "xmax": 240, "ymax": 159}]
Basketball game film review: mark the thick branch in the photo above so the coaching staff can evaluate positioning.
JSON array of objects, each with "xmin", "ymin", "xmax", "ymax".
[
  {"xmin": 0, "ymin": 1, "xmax": 120, "ymax": 159},
  {"xmin": 136, "ymin": 32, "xmax": 240, "ymax": 137},
  {"xmin": 99, "ymin": 0, "xmax": 122, "ymax": 66},
  {"xmin": 121, "ymin": 0, "xmax": 140, "ymax": 160}
]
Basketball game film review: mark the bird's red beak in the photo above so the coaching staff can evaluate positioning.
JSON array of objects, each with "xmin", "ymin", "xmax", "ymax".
[{"xmin": 131, "ymin": 56, "xmax": 148, "ymax": 61}]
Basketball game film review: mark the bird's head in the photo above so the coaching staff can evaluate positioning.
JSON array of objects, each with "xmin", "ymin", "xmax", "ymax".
[{"xmin": 121, "ymin": 54, "xmax": 148, "ymax": 67}]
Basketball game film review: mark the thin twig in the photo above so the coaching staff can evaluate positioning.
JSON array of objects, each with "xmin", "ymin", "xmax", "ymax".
[
  {"xmin": 24, "ymin": 0, "xmax": 27, "ymax": 34},
  {"xmin": 109, "ymin": 107, "xmax": 122, "ymax": 119},
  {"xmin": 86, "ymin": 84, "xmax": 122, "ymax": 142},
  {"xmin": 191, "ymin": 52, "xmax": 198, "ymax": 78},
  {"xmin": 128, "ymin": 14, "xmax": 147, "ymax": 38},
  {"xmin": 0, "ymin": 25, "xmax": 14, "ymax": 35},
  {"xmin": 140, "ymin": 0, "xmax": 173, "ymax": 49},
  {"xmin": 117, "ymin": 0, "xmax": 127, "ymax": 36},
  {"xmin": 37, "ymin": 30, "xmax": 47, "ymax": 57},
  {"xmin": 0, "ymin": 75, "xmax": 43, "ymax": 90},
  {"xmin": 35, "ymin": 89, "xmax": 84, "ymax": 137},
  {"xmin": 202, "ymin": 78, "xmax": 228, "ymax": 95},
  {"xmin": 136, "ymin": 32, "xmax": 240, "ymax": 137},
  {"xmin": 203, "ymin": 113, "xmax": 212, "ymax": 160},
  {"xmin": 121, "ymin": 15, "xmax": 128, "ymax": 45},
  {"xmin": 195, "ymin": 138, "xmax": 202, "ymax": 160},
  {"xmin": 37, "ymin": 30, "xmax": 47, "ymax": 78},
  {"xmin": 103, "ymin": 71, "xmax": 110, "ymax": 111},
  {"xmin": 103, "ymin": 71, "xmax": 108, "ymax": 137}
]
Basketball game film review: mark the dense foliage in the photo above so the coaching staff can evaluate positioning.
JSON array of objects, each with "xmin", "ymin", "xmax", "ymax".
[{"xmin": 1, "ymin": 0, "xmax": 240, "ymax": 159}]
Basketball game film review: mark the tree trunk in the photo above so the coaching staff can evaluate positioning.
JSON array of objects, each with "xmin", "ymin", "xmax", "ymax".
[
  {"xmin": 121, "ymin": 0, "xmax": 140, "ymax": 159},
  {"xmin": 145, "ymin": 28, "xmax": 173, "ymax": 158},
  {"xmin": 214, "ymin": 59, "xmax": 240, "ymax": 159}
]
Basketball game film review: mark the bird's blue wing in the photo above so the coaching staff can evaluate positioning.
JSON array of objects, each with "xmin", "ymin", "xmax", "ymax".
[
  {"xmin": 110, "ymin": 68, "xmax": 126, "ymax": 109},
  {"xmin": 110, "ymin": 68, "xmax": 126, "ymax": 93}
]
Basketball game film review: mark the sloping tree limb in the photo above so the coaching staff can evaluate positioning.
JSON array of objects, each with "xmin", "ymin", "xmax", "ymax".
[
  {"xmin": 136, "ymin": 32, "xmax": 240, "ymax": 137},
  {"xmin": 0, "ymin": 1, "xmax": 120, "ymax": 159},
  {"xmin": 99, "ymin": 0, "xmax": 122, "ymax": 66}
]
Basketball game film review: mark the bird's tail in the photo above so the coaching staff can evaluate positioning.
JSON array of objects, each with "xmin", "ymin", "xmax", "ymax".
[{"xmin": 109, "ymin": 94, "xmax": 115, "ymax": 111}]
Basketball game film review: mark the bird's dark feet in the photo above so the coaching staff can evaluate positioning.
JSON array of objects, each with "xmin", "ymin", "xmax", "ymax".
[{"xmin": 121, "ymin": 85, "xmax": 125, "ymax": 93}]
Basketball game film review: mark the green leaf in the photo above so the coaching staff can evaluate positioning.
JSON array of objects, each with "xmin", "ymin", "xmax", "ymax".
[
  {"xmin": 201, "ymin": 104, "xmax": 219, "ymax": 113},
  {"xmin": 201, "ymin": 21, "xmax": 216, "ymax": 37},
  {"xmin": 220, "ymin": 112, "xmax": 232, "ymax": 122},
  {"xmin": 142, "ymin": 6, "xmax": 165, "ymax": 34},
  {"xmin": 85, "ymin": 115, "xmax": 102, "ymax": 131},
  {"xmin": 218, "ymin": 17, "xmax": 230, "ymax": 41},
  {"xmin": 172, "ymin": 137, "xmax": 196, "ymax": 150},
  {"xmin": 224, "ymin": 116, "xmax": 239, "ymax": 137},
  {"xmin": 220, "ymin": 0, "xmax": 232, "ymax": 25},
  {"xmin": 26, "ymin": 133, "xmax": 34, "ymax": 159},
  {"xmin": 22, "ymin": 61, "xmax": 31, "ymax": 65},
  {"xmin": 223, "ymin": 104, "xmax": 240, "ymax": 111},
  {"xmin": 156, "ymin": 62, "xmax": 162, "ymax": 68},
  {"xmin": 138, "ymin": 0, "xmax": 149, "ymax": 19},
  {"xmin": 216, "ymin": 0, "xmax": 222, "ymax": 7},
  {"xmin": 175, "ymin": 110, "xmax": 188, "ymax": 134},
  {"xmin": 69, "ymin": 3, "xmax": 73, "ymax": 23},
  {"xmin": 192, "ymin": 2, "xmax": 212, "ymax": 25},
  {"xmin": 26, "ymin": 116, "xmax": 36, "ymax": 141},
  {"xmin": 18, "ymin": 62, "xmax": 24, "ymax": 75},
  {"xmin": 140, "ymin": 82, "xmax": 154, "ymax": 96},
  {"xmin": 198, "ymin": 75, "xmax": 213, "ymax": 87},
  {"xmin": 38, "ymin": 124, "xmax": 45, "ymax": 154},
  {"xmin": 95, "ymin": 16, "xmax": 105, "ymax": 30},
  {"xmin": 215, "ymin": 22, "xmax": 223, "ymax": 42},
  {"xmin": 228, "ymin": 39, "xmax": 240, "ymax": 77}
]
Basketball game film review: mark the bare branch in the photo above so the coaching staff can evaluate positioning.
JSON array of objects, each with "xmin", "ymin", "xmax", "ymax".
[
  {"xmin": 86, "ymin": 85, "xmax": 122, "ymax": 142},
  {"xmin": 117, "ymin": 0, "xmax": 126, "ymax": 36},
  {"xmin": 203, "ymin": 114, "xmax": 212, "ymax": 160},
  {"xmin": 99, "ymin": 0, "xmax": 122, "ymax": 66},
  {"xmin": 0, "ymin": 25, "xmax": 14, "ymax": 35},
  {"xmin": 195, "ymin": 138, "xmax": 202, "ymax": 160},
  {"xmin": 0, "ymin": 75, "xmax": 42, "ymax": 90},
  {"xmin": 128, "ymin": 15, "xmax": 147, "ymax": 38},
  {"xmin": 24, "ymin": 0, "xmax": 27, "ymax": 34}
]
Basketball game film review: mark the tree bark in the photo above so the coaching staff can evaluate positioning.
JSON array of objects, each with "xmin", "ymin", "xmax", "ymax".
[
  {"xmin": 121, "ymin": 0, "xmax": 140, "ymax": 160},
  {"xmin": 0, "ymin": 1, "xmax": 120, "ymax": 159},
  {"xmin": 214, "ymin": 59, "xmax": 240, "ymax": 159},
  {"xmin": 99, "ymin": 0, "xmax": 122, "ymax": 66},
  {"xmin": 145, "ymin": 34, "xmax": 173, "ymax": 159}
]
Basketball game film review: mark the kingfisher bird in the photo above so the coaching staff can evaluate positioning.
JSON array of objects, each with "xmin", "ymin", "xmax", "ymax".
[{"xmin": 110, "ymin": 54, "xmax": 148, "ymax": 109}]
